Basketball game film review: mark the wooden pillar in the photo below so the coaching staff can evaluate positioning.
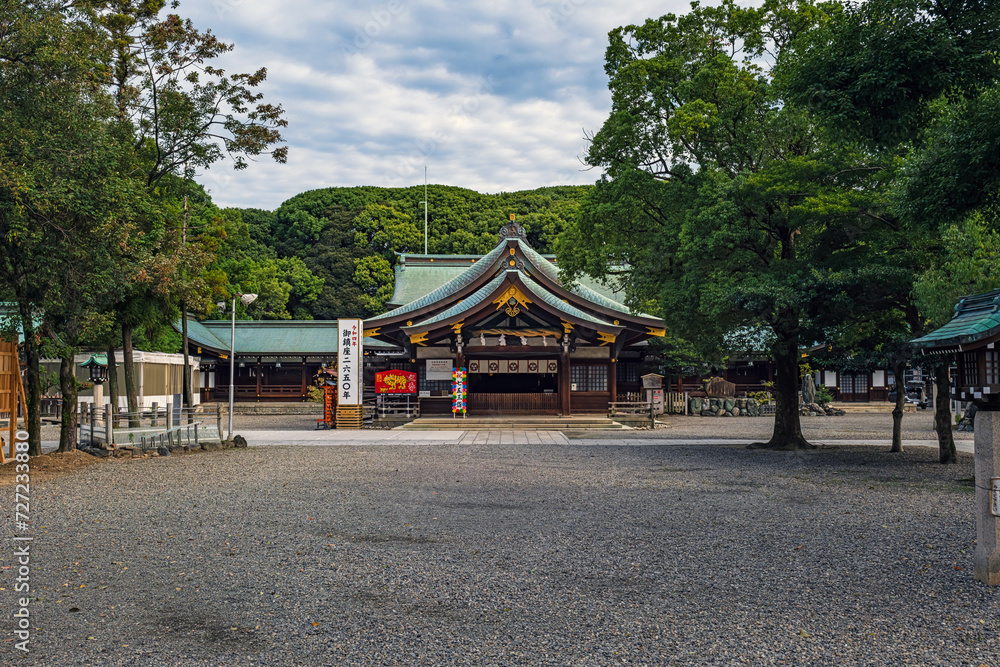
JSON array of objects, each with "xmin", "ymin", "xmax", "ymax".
[
  {"xmin": 609, "ymin": 359, "xmax": 617, "ymax": 404},
  {"xmin": 300, "ymin": 358, "xmax": 307, "ymax": 401},
  {"xmin": 255, "ymin": 358, "xmax": 261, "ymax": 402},
  {"xmin": 560, "ymin": 352, "xmax": 571, "ymax": 416}
]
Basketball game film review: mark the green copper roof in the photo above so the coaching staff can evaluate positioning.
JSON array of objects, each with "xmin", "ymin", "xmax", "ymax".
[
  {"xmin": 515, "ymin": 239, "xmax": 659, "ymax": 321},
  {"xmin": 518, "ymin": 272, "xmax": 620, "ymax": 329},
  {"xmin": 369, "ymin": 242, "xmax": 508, "ymax": 324},
  {"xmin": 179, "ymin": 319, "xmax": 397, "ymax": 355},
  {"xmin": 387, "ymin": 249, "xmax": 651, "ymax": 317},
  {"xmin": 912, "ymin": 289, "xmax": 1000, "ymax": 351},
  {"xmin": 407, "ymin": 273, "xmax": 508, "ymax": 328}
]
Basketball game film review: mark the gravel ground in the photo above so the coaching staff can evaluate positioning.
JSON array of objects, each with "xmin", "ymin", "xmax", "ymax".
[
  {"xmin": 38, "ymin": 407, "xmax": 973, "ymax": 442},
  {"xmin": 1, "ymin": 441, "xmax": 996, "ymax": 666},
  {"xmin": 206, "ymin": 410, "xmax": 972, "ymax": 442}
]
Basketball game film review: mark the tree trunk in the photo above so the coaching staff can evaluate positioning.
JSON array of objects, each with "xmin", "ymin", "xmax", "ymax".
[
  {"xmin": 758, "ymin": 322, "xmax": 812, "ymax": 450},
  {"xmin": 933, "ymin": 360, "xmax": 957, "ymax": 464},
  {"xmin": 182, "ymin": 304, "xmax": 193, "ymax": 410},
  {"xmin": 17, "ymin": 302, "xmax": 41, "ymax": 457},
  {"xmin": 58, "ymin": 350, "xmax": 78, "ymax": 453},
  {"xmin": 107, "ymin": 344, "xmax": 119, "ymax": 418},
  {"xmin": 122, "ymin": 322, "xmax": 139, "ymax": 427},
  {"xmin": 890, "ymin": 359, "xmax": 905, "ymax": 453}
]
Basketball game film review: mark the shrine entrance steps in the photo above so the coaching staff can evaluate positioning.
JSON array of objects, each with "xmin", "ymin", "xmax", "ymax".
[
  {"xmin": 830, "ymin": 401, "xmax": 918, "ymax": 414},
  {"xmin": 399, "ymin": 415, "xmax": 628, "ymax": 431}
]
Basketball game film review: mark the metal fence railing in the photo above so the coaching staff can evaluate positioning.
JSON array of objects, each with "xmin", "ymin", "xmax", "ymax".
[{"xmin": 76, "ymin": 402, "xmax": 224, "ymax": 449}]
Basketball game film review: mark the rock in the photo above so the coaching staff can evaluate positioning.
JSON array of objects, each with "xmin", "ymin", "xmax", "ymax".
[
  {"xmin": 233, "ymin": 435, "xmax": 248, "ymax": 448},
  {"xmin": 701, "ymin": 410, "xmax": 714, "ymax": 417},
  {"xmin": 732, "ymin": 407, "xmax": 740, "ymax": 417},
  {"xmin": 715, "ymin": 408, "xmax": 725, "ymax": 417},
  {"xmin": 736, "ymin": 398, "xmax": 746, "ymax": 410},
  {"xmin": 156, "ymin": 446, "xmax": 170, "ymax": 457},
  {"xmin": 202, "ymin": 442, "xmax": 222, "ymax": 452},
  {"xmin": 957, "ymin": 404, "xmax": 977, "ymax": 432},
  {"xmin": 691, "ymin": 397, "xmax": 702, "ymax": 413},
  {"xmin": 709, "ymin": 398, "xmax": 721, "ymax": 411},
  {"xmin": 724, "ymin": 399, "xmax": 735, "ymax": 411},
  {"xmin": 802, "ymin": 374, "xmax": 816, "ymax": 405}
]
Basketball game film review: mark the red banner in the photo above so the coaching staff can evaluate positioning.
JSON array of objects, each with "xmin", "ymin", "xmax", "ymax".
[{"xmin": 375, "ymin": 370, "xmax": 417, "ymax": 394}]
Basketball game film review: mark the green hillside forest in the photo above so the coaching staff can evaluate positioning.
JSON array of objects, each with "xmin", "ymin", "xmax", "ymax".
[{"xmin": 217, "ymin": 184, "xmax": 590, "ymax": 321}]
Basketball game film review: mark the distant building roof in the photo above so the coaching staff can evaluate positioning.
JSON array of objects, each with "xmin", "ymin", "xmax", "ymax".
[
  {"xmin": 911, "ymin": 288, "xmax": 1000, "ymax": 353},
  {"xmin": 179, "ymin": 319, "xmax": 398, "ymax": 356}
]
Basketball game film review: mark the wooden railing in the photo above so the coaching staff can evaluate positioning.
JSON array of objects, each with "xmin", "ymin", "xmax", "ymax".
[{"xmin": 468, "ymin": 392, "xmax": 558, "ymax": 413}]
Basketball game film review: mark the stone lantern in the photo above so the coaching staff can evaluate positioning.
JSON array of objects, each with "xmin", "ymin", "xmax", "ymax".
[
  {"xmin": 912, "ymin": 288, "xmax": 1000, "ymax": 584},
  {"xmin": 81, "ymin": 354, "xmax": 109, "ymax": 411}
]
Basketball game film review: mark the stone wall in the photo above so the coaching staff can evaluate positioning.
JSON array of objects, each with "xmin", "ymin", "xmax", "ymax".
[{"xmin": 689, "ymin": 397, "xmax": 761, "ymax": 417}]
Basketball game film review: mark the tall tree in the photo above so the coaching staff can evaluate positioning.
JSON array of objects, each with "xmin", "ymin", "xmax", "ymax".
[
  {"xmin": 561, "ymin": 0, "xmax": 901, "ymax": 449},
  {"xmin": 0, "ymin": 0, "xmax": 148, "ymax": 454},
  {"xmin": 784, "ymin": 0, "xmax": 1000, "ymax": 462},
  {"xmin": 95, "ymin": 0, "xmax": 287, "ymax": 409}
]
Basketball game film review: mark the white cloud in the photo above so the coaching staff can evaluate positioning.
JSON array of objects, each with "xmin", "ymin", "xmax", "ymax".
[{"xmin": 178, "ymin": 0, "xmax": 697, "ymax": 209}]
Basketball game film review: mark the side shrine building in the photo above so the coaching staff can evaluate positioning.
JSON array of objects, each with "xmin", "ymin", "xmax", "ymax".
[{"xmin": 363, "ymin": 221, "xmax": 666, "ymax": 415}]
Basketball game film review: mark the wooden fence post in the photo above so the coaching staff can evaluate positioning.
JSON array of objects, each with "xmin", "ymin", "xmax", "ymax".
[{"xmin": 104, "ymin": 405, "xmax": 112, "ymax": 446}]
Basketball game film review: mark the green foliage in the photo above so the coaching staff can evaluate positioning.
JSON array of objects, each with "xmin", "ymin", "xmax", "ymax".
[
  {"xmin": 235, "ymin": 184, "xmax": 590, "ymax": 319},
  {"xmin": 913, "ymin": 213, "xmax": 1000, "ymax": 327},
  {"xmin": 559, "ymin": 0, "xmax": 906, "ymax": 447},
  {"xmin": 813, "ymin": 385, "xmax": 834, "ymax": 406}
]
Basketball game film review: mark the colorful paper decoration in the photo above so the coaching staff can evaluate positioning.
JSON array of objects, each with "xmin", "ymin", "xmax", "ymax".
[{"xmin": 452, "ymin": 367, "xmax": 467, "ymax": 415}]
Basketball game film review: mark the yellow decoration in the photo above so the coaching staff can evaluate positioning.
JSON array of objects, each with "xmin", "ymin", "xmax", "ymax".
[
  {"xmin": 409, "ymin": 332, "xmax": 428, "ymax": 345},
  {"xmin": 646, "ymin": 327, "xmax": 666, "ymax": 337},
  {"xmin": 363, "ymin": 328, "xmax": 380, "ymax": 338},
  {"xmin": 451, "ymin": 321, "xmax": 464, "ymax": 334},
  {"xmin": 509, "ymin": 248, "xmax": 515, "ymax": 256},
  {"xmin": 613, "ymin": 320, "xmax": 620, "ymax": 326},
  {"xmin": 406, "ymin": 320, "xmax": 413, "ymax": 326},
  {"xmin": 597, "ymin": 332, "xmax": 617, "ymax": 346},
  {"xmin": 509, "ymin": 260, "xmax": 516, "ymax": 266},
  {"xmin": 561, "ymin": 320, "xmax": 574, "ymax": 333},
  {"xmin": 493, "ymin": 285, "xmax": 532, "ymax": 312}
]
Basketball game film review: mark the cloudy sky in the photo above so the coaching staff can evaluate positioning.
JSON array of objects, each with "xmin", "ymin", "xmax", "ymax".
[{"xmin": 179, "ymin": 0, "xmax": 695, "ymax": 209}]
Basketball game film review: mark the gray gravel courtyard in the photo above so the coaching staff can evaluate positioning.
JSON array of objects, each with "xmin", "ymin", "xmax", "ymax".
[{"xmin": 2, "ymin": 440, "xmax": 997, "ymax": 666}]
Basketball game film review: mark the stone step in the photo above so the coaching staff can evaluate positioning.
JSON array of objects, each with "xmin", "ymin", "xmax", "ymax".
[
  {"xmin": 400, "ymin": 416, "xmax": 626, "ymax": 431},
  {"xmin": 830, "ymin": 402, "xmax": 916, "ymax": 414},
  {"xmin": 226, "ymin": 402, "xmax": 323, "ymax": 415}
]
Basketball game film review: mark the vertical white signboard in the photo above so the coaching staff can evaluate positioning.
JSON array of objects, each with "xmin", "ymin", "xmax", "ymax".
[{"xmin": 338, "ymin": 319, "xmax": 362, "ymax": 406}]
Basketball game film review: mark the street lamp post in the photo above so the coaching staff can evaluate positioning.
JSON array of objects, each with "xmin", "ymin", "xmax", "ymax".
[{"xmin": 228, "ymin": 292, "xmax": 257, "ymax": 439}]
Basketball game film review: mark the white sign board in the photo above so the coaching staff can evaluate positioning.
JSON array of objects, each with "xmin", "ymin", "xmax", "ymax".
[
  {"xmin": 992, "ymin": 478, "xmax": 1000, "ymax": 517},
  {"xmin": 337, "ymin": 319, "xmax": 362, "ymax": 406},
  {"xmin": 426, "ymin": 359, "xmax": 453, "ymax": 381}
]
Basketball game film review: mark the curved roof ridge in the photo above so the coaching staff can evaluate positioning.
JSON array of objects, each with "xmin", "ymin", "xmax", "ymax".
[
  {"xmin": 515, "ymin": 239, "xmax": 657, "ymax": 319},
  {"xmin": 517, "ymin": 272, "xmax": 616, "ymax": 327},
  {"xmin": 368, "ymin": 242, "xmax": 507, "ymax": 324},
  {"xmin": 408, "ymin": 273, "xmax": 507, "ymax": 328}
]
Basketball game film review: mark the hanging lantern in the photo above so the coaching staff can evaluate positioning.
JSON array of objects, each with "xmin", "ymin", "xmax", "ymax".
[{"xmin": 81, "ymin": 355, "xmax": 109, "ymax": 384}]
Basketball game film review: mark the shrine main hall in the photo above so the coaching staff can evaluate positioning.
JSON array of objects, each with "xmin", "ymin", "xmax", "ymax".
[{"xmin": 363, "ymin": 221, "xmax": 666, "ymax": 415}]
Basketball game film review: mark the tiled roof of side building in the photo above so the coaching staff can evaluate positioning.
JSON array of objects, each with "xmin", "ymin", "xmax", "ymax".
[
  {"xmin": 180, "ymin": 318, "xmax": 398, "ymax": 355},
  {"xmin": 912, "ymin": 288, "xmax": 1000, "ymax": 350}
]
